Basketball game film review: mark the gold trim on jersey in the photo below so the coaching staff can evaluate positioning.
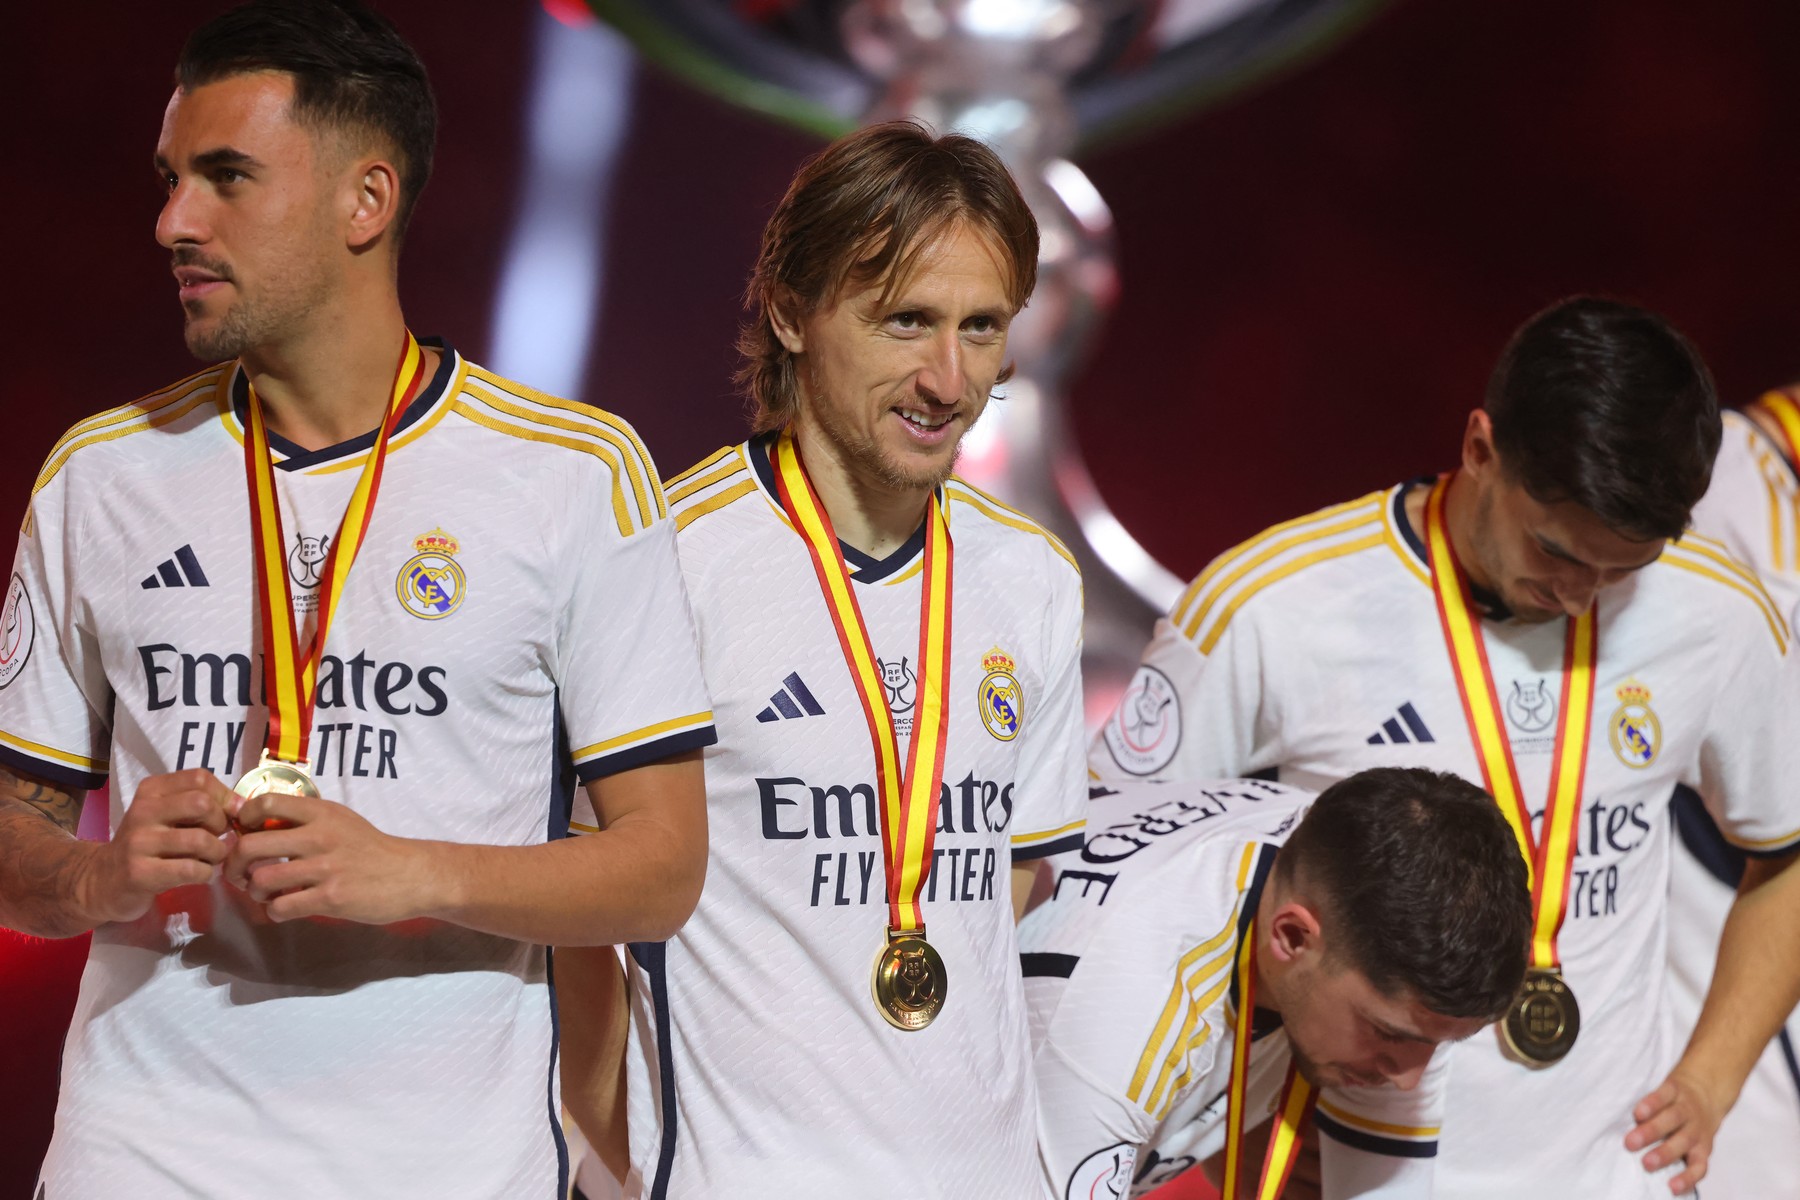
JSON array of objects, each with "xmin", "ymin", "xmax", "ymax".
[
  {"xmin": 1314, "ymin": 1098, "xmax": 1439, "ymax": 1141},
  {"xmin": 667, "ymin": 458, "xmax": 747, "ymax": 507},
  {"xmin": 1128, "ymin": 842, "xmax": 1258, "ymax": 1113},
  {"xmin": 1720, "ymin": 825, "xmax": 1800, "ymax": 852},
  {"xmin": 1663, "ymin": 536, "xmax": 1791, "ymax": 653},
  {"xmin": 675, "ymin": 479, "xmax": 759, "ymax": 532},
  {"xmin": 943, "ymin": 478, "xmax": 1081, "ymax": 577},
  {"xmin": 568, "ymin": 819, "xmax": 600, "ymax": 835},
  {"xmin": 1198, "ymin": 534, "xmax": 1385, "ymax": 655},
  {"xmin": 1010, "ymin": 817, "xmax": 1085, "ymax": 848},
  {"xmin": 33, "ymin": 372, "xmax": 222, "ymax": 499},
  {"xmin": 1180, "ymin": 508, "xmax": 1382, "ymax": 641},
  {"xmin": 0, "ymin": 727, "xmax": 107, "ymax": 772},
  {"xmin": 666, "ymin": 444, "xmax": 739, "ymax": 491},
  {"xmin": 450, "ymin": 400, "xmax": 648, "ymax": 537},
  {"xmin": 570, "ymin": 710, "xmax": 715, "ymax": 762},
  {"xmin": 465, "ymin": 367, "xmax": 666, "ymax": 524},
  {"xmin": 307, "ymin": 355, "xmax": 468, "ymax": 476},
  {"xmin": 1170, "ymin": 494, "xmax": 1380, "ymax": 628}
]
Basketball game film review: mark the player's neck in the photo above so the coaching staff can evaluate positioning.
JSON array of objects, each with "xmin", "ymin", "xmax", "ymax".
[
  {"xmin": 240, "ymin": 294, "xmax": 435, "ymax": 453},
  {"xmin": 1403, "ymin": 474, "xmax": 1501, "ymax": 596},
  {"xmin": 792, "ymin": 422, "xmax": 932, "ymax": 560}
]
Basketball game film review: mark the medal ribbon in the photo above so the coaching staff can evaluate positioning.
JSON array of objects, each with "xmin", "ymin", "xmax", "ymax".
[
  {"xmin": 1749, "ymin": 389, "xmax": 1800, "ymax": 468},
  {"xmin": 1423, "ymin": 475, "xmax": 1597, "ymax": 971},
  {"xmin": 771, "ymin": 431, "xmax": 954, "ymax": 938},
  {"xmin": 244, "ymin": 331, "xmax": 426, "ymax": 768},
  {"xmin": 1220, "ymin": 920, "xmax": 1315, "ymax": 1200}
]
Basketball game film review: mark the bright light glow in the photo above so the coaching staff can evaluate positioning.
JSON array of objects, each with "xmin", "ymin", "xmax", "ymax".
[
  {"xmin": 489, "ymin": 11, "xmax": 635, "ymax": 398},
  {"xmin": 1045, "ymin": 158, "xmax": 1111, "ymax": 231}
]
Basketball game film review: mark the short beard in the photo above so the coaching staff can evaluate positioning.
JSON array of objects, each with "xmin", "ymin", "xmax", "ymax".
[
  {"xmin": 807, "ymin": 389, "xmax": 966, "ymax": 493},
  {"xmin": 175, "ymin": 249, "xmax": 332, "ymax": 363}
]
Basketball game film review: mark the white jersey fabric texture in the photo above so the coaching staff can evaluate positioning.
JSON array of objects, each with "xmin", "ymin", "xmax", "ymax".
[
  {"xmin": 622, "ymin": 435, "xmax": 1088, "ymax": 1200},
  {"xmin": 1678, "ymin": 406, "xmax": 1800, "ymax": 1200},
  {"xmin": 1090, "ymin": 480, "xmax": 1800, "ymax": 1198},
  {"xmin": 1020, "ymin": 778, "xmax": 1444, "ymax": 1200},
  {"xmin": 0, "ymin": 345, "xmax": 715, "ymax": 1199}
]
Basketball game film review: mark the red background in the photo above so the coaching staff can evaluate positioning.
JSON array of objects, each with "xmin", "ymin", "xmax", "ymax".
[{"xmin": 4, "ymin": 0, "xmax": 1799, "ymax": 1190}]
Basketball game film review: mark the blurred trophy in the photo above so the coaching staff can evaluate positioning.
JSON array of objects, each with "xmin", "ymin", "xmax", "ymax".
[{"xmin": 590, "ymin": 0, "xmax": 1389, "ymax": 710}]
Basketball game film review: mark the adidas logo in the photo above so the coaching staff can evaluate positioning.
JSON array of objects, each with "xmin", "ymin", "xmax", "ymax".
[
  {"xmin": 1366, "ymin": 702, "xmax": 1434, "ymax": 745},
  {"xmin": 141, "ymin": 545, "xmax": 210, "ymax": 589},
  {"xmin": 755, "ymin": 672, "xmax": 825, "ymax": 723}
]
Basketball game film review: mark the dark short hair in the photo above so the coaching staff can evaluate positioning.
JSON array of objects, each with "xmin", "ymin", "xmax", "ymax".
[
  {"xmin": 737, "ymin": 120, "xmax": 1039, "ymax": 432},
  {"xmin": 1277, "ymin": 767, "xmax": 1530, "ymax": 1021},
  {"xmin": 176, "ymin": 0, "xmax": 437, "ymax": 242},
  {"xmin": 1485, "ymin": 297, "xmax": 1719, "ymax": 542}
]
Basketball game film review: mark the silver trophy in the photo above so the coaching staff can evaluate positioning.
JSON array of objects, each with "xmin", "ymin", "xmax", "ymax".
[{"xmin": 591, "ymin": 0, "xmax": 1390, "ymax": 702}]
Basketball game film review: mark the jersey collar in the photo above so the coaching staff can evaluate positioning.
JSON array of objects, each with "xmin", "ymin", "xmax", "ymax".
[
  {"xmin": 225, "ymin": 336, "xmax": 457, "ymax": 471},
  {"xmin": 1229, "ymin": 842, "xmax": 1285, "ymax": 1042},
  {"xmin": 746, "ymin": 430, "xmax": 932, "ymax": 584}
]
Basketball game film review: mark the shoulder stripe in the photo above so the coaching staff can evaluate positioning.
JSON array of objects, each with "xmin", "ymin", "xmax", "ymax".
[
  {"xmin": 675, "ymin": 478, "xmax": 759, "ymax": 532},
  {"xmin": 38, "ymin": 364, "xmax": 223, "ymax": 463},
  {"xmin": 449, "ymin": 400, "xmax": 640, "ymax": 537},
  {"xmin": 1188, "ymin": 531, "xmax": 1387, "ymax": 654},
  {"xmin": 33, "ymin": 374, "xmax": 223, "ymax": 497},
  {"xmin": 463, "ymin": 370, "xmax": 665, "ymax": 526},
  {"xmin": 466, "ymin": 365, "xmax": 665, "ymax": 518},
  {"xmin": 668, "ymin": 459, "xmax": 748, "ymax": 507},
  {"xmin": 1662, "ymin": 541, "xmax": 1791, "ymax": 653},
  {"xmin": 666, "ymin": 445, "xmax": 739, "ymax": 491},
  {"xmin": 1171, "ymin": 494, "xmax": 1382, "ymax": 626},
  {"xmin": 1179, "ymin": 508, "xmax": 1383, "ymax": 643},
  {"xmin": 944, "ymin": 480, "xmax": 1079, "ymax": 576}
]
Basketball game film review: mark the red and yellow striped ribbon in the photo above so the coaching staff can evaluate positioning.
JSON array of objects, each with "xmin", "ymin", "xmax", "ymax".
[
  {"xmin": 1423, "ymin": 475, "xmax": 1596, "ymax": 971},
  {"xmin": 771, "ymin": 431, "xmax": 954, "ymax": 937},
  {"xmin": 244, "ymin": 331, "xmax": 426, "ymax": 768},
  {"xmin": 1221, "ymin": 920, "xmax": 1315, "ymax": 1200},
  {"xmin": 1749, "ymin": 388, "xmax": 1800, "ymax": 469}
]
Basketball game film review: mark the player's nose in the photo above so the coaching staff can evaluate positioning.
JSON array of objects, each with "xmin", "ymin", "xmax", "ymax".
[
  {"xmin": 915, "ymin": 330, "xmax": 966, "ymax": 403},
  {"xmin": 1381, "ymin": 1046, "xmax": 1432, "ymax": 1091},
  {"xmin": 157, "ymin": 179, "xmax": 207, "ymax": 249}
]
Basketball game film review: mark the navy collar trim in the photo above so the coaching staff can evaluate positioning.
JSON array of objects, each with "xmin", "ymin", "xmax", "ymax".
[{"xmin": 748, "ymin": 431, "xmax": 929, "ymax": 584}]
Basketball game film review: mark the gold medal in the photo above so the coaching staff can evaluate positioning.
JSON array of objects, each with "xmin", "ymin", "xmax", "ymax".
[
  {"xmin": 871, "ymin": 932, "xmax": 947, "ymax": 1031},
  {"xmin": 232, "ymin": 749, "xmax": 321, "ymax": 801},
  {"xmin": 1499, "ymin": 968, "xmax": 1581, "ymax": 1066}
]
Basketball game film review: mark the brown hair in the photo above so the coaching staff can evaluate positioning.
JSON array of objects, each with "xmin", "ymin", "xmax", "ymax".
[{"xmin": 737, "ymin": 121, "xmax": 1039, "ymax": 432}]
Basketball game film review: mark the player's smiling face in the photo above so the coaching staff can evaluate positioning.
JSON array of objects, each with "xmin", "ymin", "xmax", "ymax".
[
  {"xmin": 154, "ymin": 72, "xmax": 342, "ymax": 362},
  {"xmin": 779, "ymin": 220, "xmax": 1016, "ymax": 493}
]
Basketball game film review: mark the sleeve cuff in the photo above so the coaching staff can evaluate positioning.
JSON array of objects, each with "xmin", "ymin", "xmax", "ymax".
[
  {"xmin": 0, "ymin": 733, "xmax": 106, "ymax": 792},
  {"xmin": 1011, "ymin": 819, "xmax": 1086, "ymax": 861},
  {"xmin": 572, "ymin": 722, "xmax": 717, "ymax": 783},
  {"xmin": 1314, "ymin": 1108, "xmax": 1438, "ymax": 1159}
]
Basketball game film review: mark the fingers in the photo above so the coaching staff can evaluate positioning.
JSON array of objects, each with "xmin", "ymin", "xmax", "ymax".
[
  {"xmin": 1632, "ymin": 1080, "xmax": 1679, "ymax": 1126},
  {"xmin": 132, "ymin": 769, "xmax": 235, "ymax": 835},
  {"xmin": 1626, "ymin": 1100, "xmax": 1686, "ymax": 1155},
  {"xmin": 1670, "ymin": 1144, "xmax": 1709, "ymax": 1194},
  {"xmin": 235, "ymin": 793, "xmax": 326, "ymax": 835},
  {"xmin": 223, "ymin": 828, "xmax": 311, "ymax": 890},
  {"xmin": 240, "ymin": 857, "xmax": 324, "ymax": 906}
]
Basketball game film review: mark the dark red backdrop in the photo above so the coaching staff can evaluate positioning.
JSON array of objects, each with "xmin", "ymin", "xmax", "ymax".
[{"xmin": 4, "ymin": 0, "xmax": 1798, "ymax": 1188}]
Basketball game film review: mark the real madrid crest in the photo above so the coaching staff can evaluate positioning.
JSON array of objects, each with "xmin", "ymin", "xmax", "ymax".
[
  {"xmin": 396, "ymin": 528, "xmax": 466, "ymax": 620},
  {"xmin": 1607, "ymin": 679, "xmax": 1660, "ymax": 769},
  {"xmin": 977, "ymin": 647, "xmax": 1023, "ymax": 741}
]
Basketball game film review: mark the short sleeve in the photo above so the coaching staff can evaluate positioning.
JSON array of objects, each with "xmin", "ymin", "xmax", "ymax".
[
  {"xmin": 1693, "ymin": 587, "xmax": 1800, "ymax": 856},
  {"xmin": 1009, "ymin": 558, "xmax": 1087, "ymax": 861},
  {"xmin": 0, "ymin": 470, "xmax": 112, "ymax": 790},
  {"xmin": 1316, "ymin": 1046, "xmax": 1445, "ymax": 1198},
  {"xmin": 1089, "ymin": 590, "xmax": 1273, "ymax": 784},
  {"xmin": 553, "ymin": 447, "xmax": 715, "ymax": 795}
]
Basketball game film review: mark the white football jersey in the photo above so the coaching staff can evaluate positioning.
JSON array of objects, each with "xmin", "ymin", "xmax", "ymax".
[
  {"xmin": 0, "ymin": 346, "xmax": 715, "ymax": 1200},
  {"xmin": 1090, "ymin": 481, "xmax": 1800, "ymax": 1198},
  {"xmin": 621, "ymin": 436, "xmax": 1087, "ymax": 1199},
  {"xmin": 1676, "ymin": 405, "xmax": 1800, "ymax": 1200},
  {"xmin": 1022, "ymin": 778, "xmax": 1445, "ymax": 1200}
]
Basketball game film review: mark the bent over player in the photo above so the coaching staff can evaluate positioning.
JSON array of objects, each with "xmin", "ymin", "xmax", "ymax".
[
  {"xmin": 1023, "ymin": 770, "xmax": 1531, "ymax": 1199},
  {"xmin": 562, "ymin": 123, "xmax": 1087, "ymax": 1198},
  {"xmin": 0, "ymin": 3, "xmax": 712, "ymax": 1195},
  {"xmin": 1092, "ymin": 297, "xmax": 1800, "ymax": 1196}
]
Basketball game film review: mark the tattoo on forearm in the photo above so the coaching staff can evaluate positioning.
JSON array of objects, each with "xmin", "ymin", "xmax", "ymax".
[{"xmin": 0, "ymin": 765, "xmax": 81, "ymax": 833}]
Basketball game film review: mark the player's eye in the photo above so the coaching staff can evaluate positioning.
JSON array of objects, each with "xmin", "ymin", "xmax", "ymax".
[{"xmin": 887, "ymin": 311, "xmax": 926, "ymax": 332}]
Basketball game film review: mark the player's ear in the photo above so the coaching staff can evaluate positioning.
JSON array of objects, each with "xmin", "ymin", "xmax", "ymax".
[
  {"xmin": 1265, "ymin": 900, "xmax": 1322, "ymax": 966},
  {"xmin": 1462, "ymin": 409, "xmax": 1498, "ymax": 478},
  {"xmin": 768, "ymin": 288, "xmax": 807, "ymax": 356},
  {"xmin": 344, "ymin": 157, "xmax": 401, "ymax": 252}
]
